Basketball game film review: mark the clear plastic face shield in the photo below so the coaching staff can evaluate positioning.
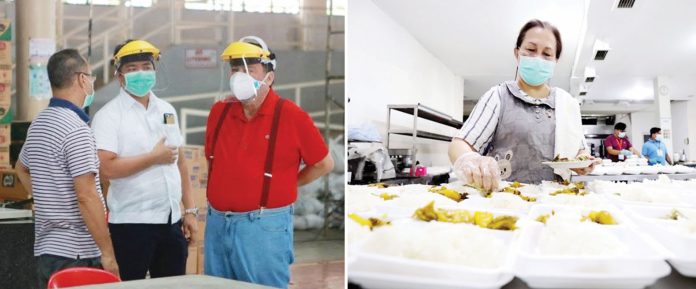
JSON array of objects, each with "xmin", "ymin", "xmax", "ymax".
[
  {"xmin": 216, "ymin": 57, "xmax": 270, "ymax": 104},
  {"xmin": 216, "ymin": 36, "xmax": 275, "ymax": 104}
]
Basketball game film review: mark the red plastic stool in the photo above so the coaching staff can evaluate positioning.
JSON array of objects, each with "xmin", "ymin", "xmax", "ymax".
[{"xmin": 47, "ymin": 267, "xmax": 120, "ymax": 288}]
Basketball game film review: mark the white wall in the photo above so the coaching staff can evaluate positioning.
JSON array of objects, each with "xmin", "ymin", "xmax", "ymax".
[
  {"xmin": 629, "ymin": 110, "xmax": 657, "ymax": 154},
  {"xmin": 346, "ymin": 0, "xmax": 464, "ymax": 167},
  {"xmin": 671, "ymin": 101, "xmax": 689, "ymax": 160},
  {"xmin": 688, "ymin": 100, "xmax": 696, "ymax": 161}
]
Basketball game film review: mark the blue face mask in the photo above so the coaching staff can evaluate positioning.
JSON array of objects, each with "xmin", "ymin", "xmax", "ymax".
[
  {"xmin": 123, "ymin": 70, "xmax": 157, "ymax": 97},
  {"xmin": 619, "ymin": 132, "xmax": 627, "ymax": 138},
  {"xmin": 517, "ymin": 55, "xmax": 556, "ymax": 86}
]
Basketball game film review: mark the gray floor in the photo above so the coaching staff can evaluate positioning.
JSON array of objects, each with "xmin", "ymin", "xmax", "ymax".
[{"xmin": 293, "ymin": 228, "xmax": 345, "ymax": 264}]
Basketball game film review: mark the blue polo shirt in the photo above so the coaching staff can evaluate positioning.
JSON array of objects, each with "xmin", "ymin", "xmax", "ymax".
[{"xmin": 642, "ymin": 139, "xmax": 668, "ymax": 165}]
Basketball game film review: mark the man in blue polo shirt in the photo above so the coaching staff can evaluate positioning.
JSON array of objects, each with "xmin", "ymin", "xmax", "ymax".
[
  {"xmin": 642, "ymin": 127, "xmax": 673, "ymax": 166},
  {"xmin": 14, "ymin": 49, "xmax": 119, "ymax": 289}
]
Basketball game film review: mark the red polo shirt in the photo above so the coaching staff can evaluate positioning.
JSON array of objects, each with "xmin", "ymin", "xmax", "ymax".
[{"xmin": 205, "ymin": 89, "xmax": 329, "ymax": 212}]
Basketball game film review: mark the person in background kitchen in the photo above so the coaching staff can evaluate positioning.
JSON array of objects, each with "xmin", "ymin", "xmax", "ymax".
[
  {"xmin": 642, "ymin": 127, "xmax": 672, "ymax": 166},
  {"xmin": 604, "ymin": 122, "xmax": 641, "ymax": 162},
  {"xmin": 90, "ymin": 39, "xmax": 197, "ymax": 280},
  {"xmin": 449, "ymin": 19, "xmax": 595, "ymax": 191},
  {"xmin": 15, "ymin": 49, "xmax": 119, "ymax": 288},
  {"xmin": 204, "ymin": 36, "xmax": 334, "ymax": 288}
]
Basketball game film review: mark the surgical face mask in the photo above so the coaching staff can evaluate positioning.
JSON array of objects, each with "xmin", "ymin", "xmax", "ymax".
[
  {"xmin": 229, "ymin": 71, "xmax": 269, "ymax": 102},
  {"xmin": 517, "ymin": 55, "xmax": 555, "ymax": 86},
  {"xmin": 619, "ymin": 132, "xmax": 626, "ymax": 138},
  {"xmin": 123, "ymin": 70, "xmax": 156, "ymax": 97},
  {"xmin": 82, "ymin": 74, "xmax": 96, "ymax": 108},
  {"xmin": 656, "ymin": 134, "xmax": 663, "ymax": 141}
]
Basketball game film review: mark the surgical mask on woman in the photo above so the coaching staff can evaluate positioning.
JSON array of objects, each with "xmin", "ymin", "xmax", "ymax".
[{"xmin": 517, "ymin": 55, "xmax": 555, "ymax": 86}]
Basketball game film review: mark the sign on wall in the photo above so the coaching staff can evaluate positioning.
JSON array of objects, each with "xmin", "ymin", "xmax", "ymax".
[{"xmin": 185, "ymin": 48, "xmax": 218, "ymax": 68}]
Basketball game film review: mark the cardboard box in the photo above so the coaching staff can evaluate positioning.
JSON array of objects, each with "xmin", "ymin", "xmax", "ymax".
[
  {"xmin": 193, "ymin": 187, "xmax": 207, "ymax": 209},
  {"xmin": 0, "ymin": 124, "xmax": 8, "ymax": 147},
  {"xmin": 195, "ymin": 219, "xmax": 206, "ymax": 247},
  {"xmin": 0, "ymin": 19, "xmax": 11, "ymax": 41},
  {"xmin": 0, "ymin": 83, "xmax": 10, "ymax": 102},
  {"xmin": 0, "ymin": 41, "xmax": 10, "ymax": 66},
  {"xmin": 0, "ymin": 146, "xmax": 9, "ymax": 166},
  {"xmin": 0, "ymin": 169, "xmax": 30, "ymax": 201},
  {"xmin": 0, "ymin": 83, "xmax": 10, "ymax": 122},
  {"xmin": 0, "ymin": 65, "xmax": 11, "ymax": 84},
  {"xmin": 185, "ymin": 246, "xmax": 198, "ymax": 274},
  {"xmin": 197, "ymin": 246, "xmax": 205, "ymax": 274}
]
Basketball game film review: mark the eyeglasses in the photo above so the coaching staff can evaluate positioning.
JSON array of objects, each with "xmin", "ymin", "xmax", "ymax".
[{"xmin": 75, "ymin": 72, "xmax": 96, "ymax": 82}]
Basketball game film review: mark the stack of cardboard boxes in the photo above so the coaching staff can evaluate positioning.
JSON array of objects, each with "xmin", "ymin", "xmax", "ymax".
[
  {"xmin": 0, "ymin": 18, "xmax": 12, "ymax": 171},
  {"xmin": 182, "ymin": 145, "xmax": 208, "ymax": 274},
  {"xmin": 0, "ymin": 19, "xmax": 27, "ymax": 204}
]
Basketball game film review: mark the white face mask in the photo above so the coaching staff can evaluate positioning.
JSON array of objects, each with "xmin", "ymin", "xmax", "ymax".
[
  {"xmin": 619, "ymin": 132, "xmax": 626, "ymax": 138},
  {"xmin": 228, "ymin": 56, "xmax": 270, "ymax": 102},
  {"xmin": 655, "ymin": 134, "xmax": 664, "ymax": 141},
  {"xmin": 229, "ymin": 72, "xmax": 268, "ymax": 102}
]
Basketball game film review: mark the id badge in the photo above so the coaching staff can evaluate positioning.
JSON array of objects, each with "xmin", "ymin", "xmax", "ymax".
[
  {"xmin": 619, "ymin": 154, "xmax": 625, "ymax": 160},
  {"xmin": 657, "ymin": 149, "xmax": 664, "ymax": 157}
]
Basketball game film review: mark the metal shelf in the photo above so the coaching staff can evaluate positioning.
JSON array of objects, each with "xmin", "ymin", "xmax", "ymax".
[
  {"xmin": 386, "ymin": 104, "xmax": 461, "ymax": 174},
  {"xmin": 572, "ymin": 173, "xmax": 696, "ymax": 182},
  {"xmin": 388, "ymin": 104, "xmax": 463, "ymax": 129},
  {"xmin": 388, "ymin": 130, "xmax": 452, "ymax": 142}
]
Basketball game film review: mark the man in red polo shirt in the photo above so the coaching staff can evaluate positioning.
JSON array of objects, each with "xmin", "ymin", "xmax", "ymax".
[
  {"xmin": 604, "ymin": 122, "xmax": 641, "ymax": 162},
  {"xmin": 203, "ymin": 36, "xmax": 334, "ymax": 289}
]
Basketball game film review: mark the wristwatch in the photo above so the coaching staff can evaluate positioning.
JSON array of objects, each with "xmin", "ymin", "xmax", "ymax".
[{"xmin": 184, "ymin": 207, "xmax": 199, "ymax": 217}]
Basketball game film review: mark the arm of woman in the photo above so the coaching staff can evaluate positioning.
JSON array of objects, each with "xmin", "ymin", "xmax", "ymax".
[{"xmin": 450, "ymin": 87, "xmax": 501, "ymax": 191}]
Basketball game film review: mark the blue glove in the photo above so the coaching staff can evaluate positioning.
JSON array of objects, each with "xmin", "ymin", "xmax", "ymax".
[{"xmin": 620, "ymin": 149, "xmax": 632, "ymax": 156}]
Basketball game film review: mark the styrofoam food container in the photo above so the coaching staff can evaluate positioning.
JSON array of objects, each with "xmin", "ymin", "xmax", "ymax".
[
  {"xmin": 624, "ymin": 205, "xmax": 696, "ymax": 277},
  {"xmin": 657, "ymin": 165, "xmax": 678, "ymax": 174},
  {"xmin": 641, "ymin": 166, "xmax": 660, "ymax": 175},
  {"xmin": 350, "ymin": 219, "xmax": 519, "ymax": 287},
  {"xmin": 515, "ymin": 205, "xmax": 670, "ymax": 288},
  {"xmin": 348, "ymin": 270, "xmax": 514, "ymax": 289},
  {"xmin": 674, "ymin": 165, "xmax": 696, "ymax": 174},
  {"xmin": 603, "ymin": 166, "xmax": 624, "ymax": 175},
  {"xmin": 622, "ymin": 166, "xmax": 643, "ymax": 175},
  {"xmin": 542, "ymin": 160, "xmax": 593, "ymax": 170}
]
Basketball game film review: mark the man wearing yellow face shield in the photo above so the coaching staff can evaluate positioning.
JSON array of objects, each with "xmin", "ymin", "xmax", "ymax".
[
  {"xmin": 90, "ymin": 39, "xmax": 198, "ymax": 280},
  {"xmin": 203, "ymin": 36, "xmax": 334, "ymax": 288}
]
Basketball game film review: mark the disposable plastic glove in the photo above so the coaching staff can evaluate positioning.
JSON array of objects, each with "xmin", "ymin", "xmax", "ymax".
[
  {"xmin": 620, "ymin": 149, "xmax": 632, "ymax": 156},
  {"xmin": 452, "ymin": 152, "xmax": 501, "ymax": 192}
]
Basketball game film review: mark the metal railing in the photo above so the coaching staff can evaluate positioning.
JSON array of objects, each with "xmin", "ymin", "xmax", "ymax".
[
  {"xmin": 59, "ymin": 1, "xmax": 342, "ymax": 86},
  {"xmin": 172, "ymin": 79, "xmax": 345, "ymax": 145}
]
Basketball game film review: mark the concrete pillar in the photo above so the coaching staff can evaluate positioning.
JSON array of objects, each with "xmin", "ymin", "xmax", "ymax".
[
  {"xmin": 227, "ymin": 8, "xmax": 235, "ymax": 44},
  {"xmin": 299, "ymin": 0, "xmax": 327, "ymax": 50},
  {"xmin": 16, "ymin": 0, "xmax": 56, "ymax": 121},
  {"xmin": 55, "ymin": 0, "xmax": 63, "ymax": 50},
  {"xmin": 654, "ymin": 76, "xmax": 673, "ymax": 159}
]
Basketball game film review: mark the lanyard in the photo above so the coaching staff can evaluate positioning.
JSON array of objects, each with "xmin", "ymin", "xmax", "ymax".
[{"xmin": 207, "ymin": 99, "xmax": 286, "ymax": 210}]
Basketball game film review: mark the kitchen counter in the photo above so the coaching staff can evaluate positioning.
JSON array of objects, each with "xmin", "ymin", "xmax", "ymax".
[{"xmin": 71, "ymin": 275, "xmax": 275, "ymax": 289}]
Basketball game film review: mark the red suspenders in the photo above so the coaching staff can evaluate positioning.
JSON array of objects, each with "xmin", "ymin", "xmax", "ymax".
[{"xmin": 207, "ymin": 98, "xmax": 286, "ymax": 211}]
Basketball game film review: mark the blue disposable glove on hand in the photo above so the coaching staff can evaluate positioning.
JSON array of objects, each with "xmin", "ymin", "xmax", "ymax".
[{"xmin": 620, "ymin": 149, "xmax": 632, "ymax": 156}]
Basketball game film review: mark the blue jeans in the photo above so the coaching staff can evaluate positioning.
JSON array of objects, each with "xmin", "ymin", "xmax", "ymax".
[{"xmin": 204, "ymin": 204, "xmax": 294, "ymax": 289}]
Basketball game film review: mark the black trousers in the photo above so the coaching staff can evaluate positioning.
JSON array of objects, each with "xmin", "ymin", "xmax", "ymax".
[
  {"xmin": 108, "ymin": 220, "xmax": 188, "ymax": 281},
  {"xmin": 36, "ymin": 254, "xmax": 101, "ymax": 289}
]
